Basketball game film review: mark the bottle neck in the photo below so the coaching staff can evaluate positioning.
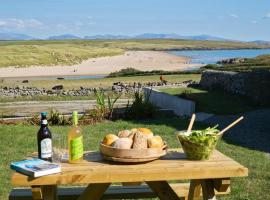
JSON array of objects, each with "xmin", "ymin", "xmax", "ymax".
[{"xmin": 41, "ymin": 119, "xmax": 48, "ymax": 128}]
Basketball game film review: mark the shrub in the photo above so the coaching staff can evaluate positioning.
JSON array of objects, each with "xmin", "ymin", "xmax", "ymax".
[
  {"xmin": 93, "ymin": 89, "xmax": 121, "ymax": 120},
  {"xmin": 125, "ymin": 90, "xmax": 157, "ymax": 120}
]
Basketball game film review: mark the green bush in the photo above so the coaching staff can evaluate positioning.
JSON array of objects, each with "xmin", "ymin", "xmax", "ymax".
[{"xmin": 125, "ymin": 90, "xmax": 157, "ymax": 119}]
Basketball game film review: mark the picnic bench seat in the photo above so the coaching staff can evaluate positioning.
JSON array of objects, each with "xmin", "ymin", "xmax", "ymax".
[{"xmin": 9, "ymin": 182, "xmax": 230, "ymax": 200}]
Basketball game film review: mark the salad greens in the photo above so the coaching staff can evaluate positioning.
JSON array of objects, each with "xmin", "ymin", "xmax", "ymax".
[
  {"xmin": 185, "ymin": 125, "xmax": 219, "ymax": 146},
  {"xmin": 177, "ymin": 125, "xmax": 220, "ymax": 160}
]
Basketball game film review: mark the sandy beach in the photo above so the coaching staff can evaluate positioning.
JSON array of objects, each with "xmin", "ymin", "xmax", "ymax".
[{"xmin": 0, "ymin": 51, "xmax": 202, "ymax": 78}]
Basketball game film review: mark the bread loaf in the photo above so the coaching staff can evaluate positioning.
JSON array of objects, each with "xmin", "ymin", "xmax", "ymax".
[
  {"xmin": 147, "ymin": 136, "xmax": 163, "ymax": 148},
  {"xmin": 137, "ymin": 128, "xmax": 154, "ymax": 138},
  {"xmin": 118, "ymin": 130, "xmax": 132, "ymax": 138},
  {"xmin": 102, "ymin": 134, "xmax": 119, "ymax": 146},
  {"xmin": 112, "ymin": 138, "xmax": 133, "ymax": 149},
  {"xmin": 132, "ymin": 132, "xmax": 148, "ymax": 149}
]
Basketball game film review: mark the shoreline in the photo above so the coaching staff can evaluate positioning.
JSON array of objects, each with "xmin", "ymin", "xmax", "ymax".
[{"xmin": 0, "ymin": 51, "xmax": 202, "ymax": 79}]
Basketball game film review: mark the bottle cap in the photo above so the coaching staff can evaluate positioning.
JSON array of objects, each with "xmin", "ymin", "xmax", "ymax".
[
  {"xmin": 72, "ymin": 111, "xmax": 78, "ymax": 126},
  {"xmin": 41, "ymin": 112, "xmax": 47, "ymax": 117}
]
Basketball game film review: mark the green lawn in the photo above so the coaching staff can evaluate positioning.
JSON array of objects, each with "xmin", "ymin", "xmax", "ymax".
[
  {"xmin": 0, "ymin": 39, "xmax": 269, "ymax": 68},
  {"xmin": 159, "ymin": 87, "xmax": 257, "ymax": 114},
  {"xmin": 1, "ymin": 117, "xmax": 269, "ymax": 199}
]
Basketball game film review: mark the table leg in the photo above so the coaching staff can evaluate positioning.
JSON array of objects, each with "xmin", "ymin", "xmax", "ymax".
[
  {"xmin": 77, "ymin": 183, "xmax": 111, "ymax": 200},
  {"xmin": 201, "ymin": 180, "xmax": 216, "ymax": 200},
  {"xmin": 146, "ymin": 181, "xmax": 179, "ymax": 200},
  {"xmin": 188, "ymin": 180, "xmax": 202, "ymax": 200},
  {"xmin": 31, "ymin": 185, "xmax": 58, "ymax": 200}
]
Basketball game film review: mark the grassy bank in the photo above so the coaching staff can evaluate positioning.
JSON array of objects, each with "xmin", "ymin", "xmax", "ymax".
[
  {"xmin": 0, "ymin": 117, "xmax": 269, "ymax": 199},
  {"xmin": 0, "ymin": 44, "xmax": 123, "ymax": 68},
  {"xmin": 159, "ymin": 87, "xmax": 257, "ymax": 114},
  {"xmin": 0, "ymin": 39, "xmax": 269, "ymax": 68},
  {"xmin": 202, "ymin": 54, "xmax": 270, "ymax": 72},
  {"xmin": 0, "ymin": 74, "xmax": 201, "ymax": 90}
]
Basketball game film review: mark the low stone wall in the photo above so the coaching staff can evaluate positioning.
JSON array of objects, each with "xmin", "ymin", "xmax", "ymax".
[
  {"xmin": 200, "ymin": 70, "xmax": 270, "ymax": 105},
  {"xmin": 0, "ymin": 81, "xmax": 192, "ymax": 97},
  {"xmin": 144, "ymin": 87, "xmax": 195, "ymax": 117}
]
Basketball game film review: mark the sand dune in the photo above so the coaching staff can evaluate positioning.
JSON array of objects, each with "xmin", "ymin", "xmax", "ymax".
[{"xmin": 0, "ymin": 51, "xmax": 202, "ymax": 78}]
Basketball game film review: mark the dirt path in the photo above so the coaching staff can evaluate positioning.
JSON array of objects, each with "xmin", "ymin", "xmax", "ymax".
[{"xmin": 0, "ymin": 99, "xmax": 131, "ymax": 117}]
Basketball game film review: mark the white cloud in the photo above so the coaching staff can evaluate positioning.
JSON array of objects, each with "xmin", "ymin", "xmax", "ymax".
[
  {"xmin": 74, "ymin": 21, "xmax": 83, "ymax": 27},
  {"xmin": 264, "ymin": 12, "xmax": 270, "ymax": 18},
  {"xmin": 251, "ymin": 20, "xmax": 257, "ymax": 24},
  {"xmin": 0, "ymin": 18, "xmax": 43, "ymax": 29},
  {"xmin": 56, "ymin": 24, "xmax": 67, "ymax": 29},
  {"xmin": 230, "ymin": 14, "xmax": 239, "ymax": 18}
]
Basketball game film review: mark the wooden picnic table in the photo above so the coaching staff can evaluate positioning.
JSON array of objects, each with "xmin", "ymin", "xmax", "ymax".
[{"xmin": 11, "ymin": 149, "xmax": 248, "ymax": 200}]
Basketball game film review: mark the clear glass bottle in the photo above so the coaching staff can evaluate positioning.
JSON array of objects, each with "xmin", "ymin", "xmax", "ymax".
[{"xmin": 68, "ymin": 111, "xmax": 83, "ymax": 163}]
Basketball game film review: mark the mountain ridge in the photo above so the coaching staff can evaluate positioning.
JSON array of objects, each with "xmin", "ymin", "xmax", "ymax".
[{"xmin": 0, "ymin": 32, "xmax": 269, "ymax": 43}]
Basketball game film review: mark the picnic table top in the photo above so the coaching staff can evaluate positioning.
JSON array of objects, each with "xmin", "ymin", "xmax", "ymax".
[{"xmin": 11, "ymin": 148, "xmax": 248, "ymax": 187}]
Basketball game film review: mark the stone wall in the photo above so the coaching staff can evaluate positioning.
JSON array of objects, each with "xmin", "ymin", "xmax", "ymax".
[
  {"xmin": 200, "ymin": 70, "xmax": 270, "ymax": 106},
  {"xmin": 0, "ymin": 81, "xmax": 191, "ymax": 98}
]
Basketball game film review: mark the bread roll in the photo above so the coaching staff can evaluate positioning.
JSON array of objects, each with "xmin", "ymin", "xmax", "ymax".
[
  {"xmin": 137, "ymin": 128, "xmax": 154, "ymax": 138},
  {"xmin": 132, "ymin": 132, "xmax": 148, "ymax": 149},
  {"xmin": 112, "ymin": 138, "xmax": 133, "ymax": 149},
  {"xmin": 147, "ymin": 136, "xmax": 163, "ymax": 148},
  {"xmin": 102, "ymin": 134, "xmax": 119, "ymax": 146},
  {"xmin": 118, "ymin": 130, "xmax": 132, "ymax": 138}
]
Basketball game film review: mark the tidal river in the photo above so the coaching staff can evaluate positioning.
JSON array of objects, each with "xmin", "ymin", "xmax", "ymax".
[{"xmin": 168, "ymin": 49, "xmax": 270, "ymax": 64}]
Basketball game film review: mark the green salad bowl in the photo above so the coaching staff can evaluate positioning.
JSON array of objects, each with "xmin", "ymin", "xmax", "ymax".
[{"xmin": 176, "ymin": 130, "xmax": 221, "ymax": 160}]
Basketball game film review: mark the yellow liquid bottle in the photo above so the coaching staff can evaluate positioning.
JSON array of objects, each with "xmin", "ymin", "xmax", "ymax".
[{"xmin": 68, "ymin": 111, "xmax": 83, "ymax": 163}]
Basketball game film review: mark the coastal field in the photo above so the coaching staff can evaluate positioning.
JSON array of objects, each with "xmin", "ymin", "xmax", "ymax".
[
  {"xmin": 0, "ymin": 39, "xmax": 269, "ymax": 78},
  {"xmin": 0, "ymin": 40, "xmax": 269, "ymax": 67}
]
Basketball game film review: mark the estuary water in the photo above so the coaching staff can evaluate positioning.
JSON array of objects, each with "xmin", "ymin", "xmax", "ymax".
[{"xmin": 168, "ymin": 49, "xmax": 270, "ymax": 64}]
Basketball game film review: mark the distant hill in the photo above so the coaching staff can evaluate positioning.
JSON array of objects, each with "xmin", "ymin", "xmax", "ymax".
[
  {"xmin": 134, "ymin": 33, "xmax": 231, "ymax": 41},
  {"xmin": 0, "ymin": 32, "xmax": 270, "ymax": 44},
  {"xmin": 48, "ymin": 34, "xmax": 81, "ymax": 40},
  {"xmin": 0, "ymin": 32, "xmax": 35, "ymax": 40},
  {"xmin": 251, "ymin": 40, "xmax": 270, "ymax": 45},
  {"xmin": 84, "ymin": 34, "xmax": 130, "ymax": 39}
]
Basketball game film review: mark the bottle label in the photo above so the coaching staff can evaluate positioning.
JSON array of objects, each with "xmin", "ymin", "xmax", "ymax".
[
  {"xmin": 41, "ymin": 138, "xmax": 52, "ymax": 158},
  {"xmin": 70, "ymin": 136, "xmax": 83, "ymax": 160},
  {"xmin": 41, "ymin": 119, "xmax": 48, "ymax": 125}
]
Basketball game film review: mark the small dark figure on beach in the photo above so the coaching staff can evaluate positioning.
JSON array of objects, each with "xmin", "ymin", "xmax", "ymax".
[{"xmin": 160, "ymin": 75, "xmax": 168, "ymax": 85}]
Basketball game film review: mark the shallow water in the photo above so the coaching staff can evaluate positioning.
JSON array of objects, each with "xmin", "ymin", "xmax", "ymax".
[{"xmin": 169, "ymin": 49, "xmax": 270, "ymax": 64}]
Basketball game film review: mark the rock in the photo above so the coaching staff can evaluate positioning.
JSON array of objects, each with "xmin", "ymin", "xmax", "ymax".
[
  {"xmin": 52, "ymin": 85, "xmax": 64, "ymax": 90},
  {"xmin": 22, "ymin": 80, "xmax": 28, "ymax": 83}
]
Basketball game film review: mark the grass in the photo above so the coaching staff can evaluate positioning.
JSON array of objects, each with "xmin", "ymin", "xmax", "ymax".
[
  {"xmin": 0, "ymin": 74, "xmax": 201, "ymax": 90},
  {"xmin": 0, "ymin": 117, "xmax": 269, "ymax": 199},
  {"xmin": 159, "ymin": 87, "xmax": 257, "ymax": 114},
  {"xmin": 202, "ymin": 54, "xmax": 270, "ymax": 72},
  {"xmin": 0, "ymin": 39, "xmax": 269, "ymax": 68},
  {"xmin": 0, "ymin": 44, "xmax": 123, "ymax": 68}
]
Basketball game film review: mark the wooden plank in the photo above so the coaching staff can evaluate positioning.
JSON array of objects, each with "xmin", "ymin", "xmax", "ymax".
[
  {"xmin": 188, "ymin": 180, "xmax": 202, "ymax": 200},
  {"xmin": 77, "ymin": 183, "xmax": 110, "ymax": 200},
  {"xmin": 146, "ymin": 181, "xmax": 179, "ymax": 200},
  {"xmin": 41, "ymin": 185, "xmax": 58, "ymax": 200},
  {"xmin": 10, "ymin": 183, "xmax": 230, "ymax": 200},
  {"xmin": 31, "ymin": 186, "xmax": 43, "ymax": 200},
  {"xmin": 201, "ymin": 180, "xmax": 216, "ymax": 200},
  {"xmin": 212, "ymin": 178, "xmax": 230, "ymax": 192},
  {"xmin": 11, "ymin": 149, "xmax": 248, "ymax": 187}
]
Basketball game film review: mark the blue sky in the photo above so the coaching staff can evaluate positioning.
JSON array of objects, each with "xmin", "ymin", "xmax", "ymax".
[{"xmin": 0, "ymin": 0, "xmax": 270, "ymax": 40}]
